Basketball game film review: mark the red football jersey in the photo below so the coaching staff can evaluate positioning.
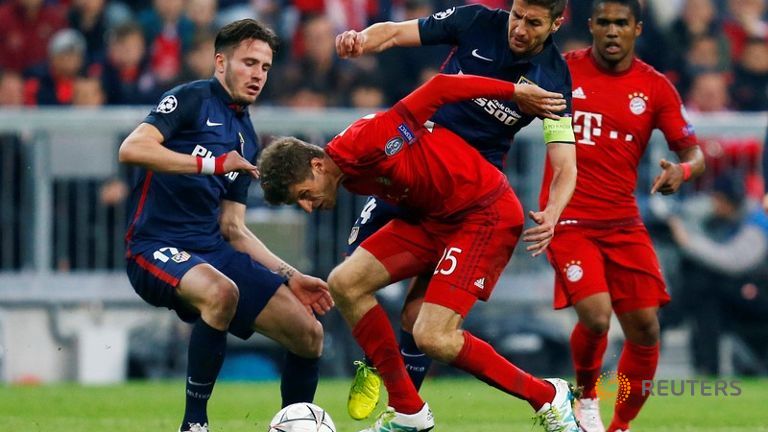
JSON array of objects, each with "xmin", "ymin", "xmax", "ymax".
[
  {"xmin": 326, "ymin": 106, "xmax": 508, "ymax": 220},
  {"xmin": 326, "ymin": 74, "xmax": 519, "ymax": 219},
  {"xmin": 540, "ymin": 48, "xmax": 697, "ymax": 221}
]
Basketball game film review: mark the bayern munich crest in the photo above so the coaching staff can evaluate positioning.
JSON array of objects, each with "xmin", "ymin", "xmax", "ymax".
[
  {"xmin": 628, "ymin": 92, "xmax": 648, "ymax": 115},
  {"xmin": 563, "ymin": 260, "xmax": 583, "ymax": 282}
]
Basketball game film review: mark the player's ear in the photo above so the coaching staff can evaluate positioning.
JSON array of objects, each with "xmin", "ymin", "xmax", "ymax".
[
  {"xmin": 552, "ymin": 16, "xmax": 565, "ymax": 33},
  {"xmin": 311, "ymin": 157, "xmax": 324, "ymax": 172},
  {"xmin": 635, "ymin": 20, "xmax": 643, "ymax": 37},
  {"xmin": 215, "ymin": 52, "xmax": 226, "ymax": 74}
]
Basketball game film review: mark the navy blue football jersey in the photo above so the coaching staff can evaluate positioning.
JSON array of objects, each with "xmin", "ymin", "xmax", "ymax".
[
  {"xmin": 419, "ymin": 5, "xmax": 573, "ymax": 169},
  {"xmin": 125, "ymin": 78, "xmax": 259, "ymax": 252}
]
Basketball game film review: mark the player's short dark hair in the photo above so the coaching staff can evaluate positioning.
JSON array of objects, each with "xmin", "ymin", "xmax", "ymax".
[
  {"xmin": 215, "ymin": 19, "xmax": 279, "ymax": 55},
  {"xmin": 521, "ymin": 0, "xmax": 568, "ymax": 19},
  {"xmin": 258, "ymin": 137, "xmax": 326, "ymax": 205},
  {"xmin": 591, "ymin": 0, "xmax": 642, "ymax": 21}
]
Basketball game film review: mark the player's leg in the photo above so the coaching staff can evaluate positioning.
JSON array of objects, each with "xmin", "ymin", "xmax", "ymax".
[
  {"xmin": 546, "ymin": 227, "xmax": 611, "ymax": 432},
  {"xmin": 253, "ymin": 285, "xmax": 324, "ymax": 406},
  {"xmin": 212, "ymin": 247, "xmax": 323, "ymax": 407},
  {"xmin": 414, "ymin": 191, "xmax": 579, "ymax": 432},
  {"xmin": 399, "ymin": 275, "xmax": 431, "ymax": 389},
  {"xmin": 346, "ymin": 196, "xmax": 429, "ymax": 419},
  {"xmin": 332, "ymin": 220, "xmax": 439, "ymax": 431},
  {"xmin": 127, "ymin": 245, "xmax": 238, "ymax": 432},
  {"xmin": 601, "ymin": 226, "xmax": 669, "ymax": 432}
]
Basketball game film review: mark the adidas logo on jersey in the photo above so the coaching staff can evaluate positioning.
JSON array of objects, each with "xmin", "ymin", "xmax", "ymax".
[
  {"xmin": 474, "ymin": 278, "xmax": 485, "ymax": 289},
  {"xmin": 573, "ymin": 87, "xmax": 586, "ymax": 99}
]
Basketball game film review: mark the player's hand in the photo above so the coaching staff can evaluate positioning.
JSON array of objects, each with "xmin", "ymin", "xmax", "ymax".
[
  {"xmin": 522, "ymin": 210, "xmax": 556, "ymax": 257},
  {"xmin": 512, "ymin": 84, "xmax": 566, "ymax": 120},
  {"xmin": 336, "ymin": 30, "xmax": 366, "ymax": 58},
  {"xmin": 763, "ymin": 193, "xmax": 768, "ymax": 213},
  {"xmin": 287, "ymin": 273, "xmax": 334, "ymax": 316},
  {"xmin": 650, "ymin": 158, "xmax": 684, "ymax": 195},
  {"xmin": 222, "ymin": 150, "xmax": 259, "ymax": 178}
]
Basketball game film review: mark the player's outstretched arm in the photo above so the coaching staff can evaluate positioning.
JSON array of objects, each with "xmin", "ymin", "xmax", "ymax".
[
  {"xmin": 336, "ymin": 20, "xmax": 421, "ymax": 58},
  {"xmin": 119, "ymin": 123, "xmax": 258, "ymax": 177},
  {"xmin": 398, "ymin": 74, "xmax": 565, "ymax": 126},
  {"xmin": 219, "ymin": 200, "xmax": 333, "ymax": 315},
  {"xmin": 523, "ymin": 142, "xmax": 576, "ymax": 257},
  {"xmin": 650, "ymin": 144, "xmax": 705, "ymax": 195}
]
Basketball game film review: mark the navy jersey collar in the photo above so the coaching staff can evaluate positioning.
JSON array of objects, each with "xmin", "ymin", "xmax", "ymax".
[{"xmin": 209, "ymin": 77, "xmax": 249, "ymax": 116}]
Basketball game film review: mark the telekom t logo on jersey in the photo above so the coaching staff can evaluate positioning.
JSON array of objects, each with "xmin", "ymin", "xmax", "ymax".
[
  {"xmin": 573, "ymin": 111, "xmax": 602, "ymax": 145},
  {"xmin": 573, "ymin": 110, "xmax": 636, "ymax": 146}
]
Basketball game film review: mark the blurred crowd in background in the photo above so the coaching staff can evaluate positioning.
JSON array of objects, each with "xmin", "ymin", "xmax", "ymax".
[{"xmin": 0, "ymin": 0, "xmax": 767, "ymax": 111}]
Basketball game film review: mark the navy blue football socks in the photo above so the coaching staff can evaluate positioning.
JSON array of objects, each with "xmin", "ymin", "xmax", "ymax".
[
  {"xmin": 363, "ymin": 328, "xmax": 431, "ymax": 390},
  {"xmin": 281, "ymin": 351, "xmax": 319, "ymax": 407},
  {"xmin": 182, "ymin": 319, "xmax": 227, "ymax": 430},
  {"xmin": 399, "ymin": 329, "xmax": 431, "ymax": 389}
]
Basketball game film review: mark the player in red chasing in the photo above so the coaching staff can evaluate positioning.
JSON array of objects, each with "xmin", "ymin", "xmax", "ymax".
[
  {"xmin": 259, "ymin": 73, "xmax": 580, "ymax": 432},
  {"xmin": 539, "ymin": 1, "xmax": 705, "ymax": 431}
]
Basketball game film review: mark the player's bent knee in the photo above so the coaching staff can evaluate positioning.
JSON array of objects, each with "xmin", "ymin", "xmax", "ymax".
[
  {"xmin": 412, "ymin": 327, "xmax": 452, "ymax": 362},
  {"xmin": 204, "ymin": 278, "xmax": 239, "ymax": 318},
  {"xmin": 327, "ymin": 266, "xmax": 363, "ymax": 304},
  {"xmin": 289, "ymin": 320, "xmax": 324, "ymax": 358},
  {"xmin": 582, "ymin": 314, "xmax": 611, "ymax": 334}
]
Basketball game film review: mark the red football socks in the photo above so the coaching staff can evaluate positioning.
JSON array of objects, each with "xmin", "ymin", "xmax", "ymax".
[
  {"xmin": 451, "ymin": 331, "xmax": 555, "ymax": 410},
  {"xmin": 608, "ymin": 340, "xmax": 660, "ymax": 432},
  {"xmin": 570, "ymin": 322, "xmax": 609, "ymax": 399},
  {"xmin": 352, "ymin": 305, "xmax": 424, "ymax": 414}
]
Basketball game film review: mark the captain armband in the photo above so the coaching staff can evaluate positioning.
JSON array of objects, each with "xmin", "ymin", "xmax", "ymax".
[{"xmin": 542, "ymin": 116, "xmax": 575, "ymax": 144}]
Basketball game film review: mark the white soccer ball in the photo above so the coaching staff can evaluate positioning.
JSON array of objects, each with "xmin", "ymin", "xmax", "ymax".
[{"xmin": 268, "ymin": 403, "xmax": 336, "ymax": 432}]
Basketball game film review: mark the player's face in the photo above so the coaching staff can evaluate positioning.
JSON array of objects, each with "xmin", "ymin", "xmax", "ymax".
[
  {"xmin": 507, "ymin": 0, "xmax": 563, "ymax": 56},
  {"xmin": 218, "ymin": 38, "xmax": 272, "ymax": 105},
  {"xmin": 589, "ymin": 2, "xmax": 642, "ymax": 70},
  {"xmin": 289, "ymin": 164, "xmax": 339, "ymax": 213}
]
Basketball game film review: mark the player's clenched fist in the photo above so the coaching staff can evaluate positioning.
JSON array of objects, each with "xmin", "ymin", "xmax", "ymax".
[
  {"xmin": 336, "ymin": 30, "xmax": 366, "ymax": 58},
  {"xmin": 511, "ymin": 84, "xmax": 566, "ymax": 120}
]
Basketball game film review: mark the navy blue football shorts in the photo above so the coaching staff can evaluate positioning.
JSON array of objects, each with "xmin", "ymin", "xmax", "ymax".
[
  {"xmin": 346, "ymin": 196, "xmax": 417, "ymax": 255},
  {"xmin": 126, "ymin": 241, "xmax": 284, "ymax": 339}
]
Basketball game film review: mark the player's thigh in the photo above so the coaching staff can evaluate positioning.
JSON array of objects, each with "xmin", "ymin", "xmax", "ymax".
[
  {"xmin": 546, "ymin": 227, "xmax": 609, "ymax": 310},
  {"xmin": 126, "ymin": 244, "xmax": 222, "ymax": 323},
  {"xmin": 354, "ymin": 218, "xmax": 441, "ymax": 284},
  {"xmin": 601, "ymin": 226, "xmax": 670, "ymax": 314},
  {"xmin": 346, "ymin": 196, "xmax": 411, "ymax": 255},
  {"xmin": 424, "ymin": 191, "xmax": 523, "ymax": 317},
  {"xmin": 253, "ymin": 284, "xmax": 323, "ymax": 358},
  {"xmin": 212, "ymin": 248, "xmax": 286, "ymax": 340}
]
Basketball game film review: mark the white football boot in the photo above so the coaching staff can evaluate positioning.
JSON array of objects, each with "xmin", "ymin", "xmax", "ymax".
[
  {"xmin": 358, "ymin": 402, "xmax": 434, "ymax": 432},
  {"xmin": 534, "ymin": 378, "xmax": 581, "ymax": 432},
  {"xmin": 576, "ymin": 398, "xmax": 605, "ymax": 432}
]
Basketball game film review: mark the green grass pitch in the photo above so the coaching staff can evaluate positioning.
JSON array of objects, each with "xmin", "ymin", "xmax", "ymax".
[{"xmin": 2, "ymin": 378, "xmax": 767, "ymax": 431}]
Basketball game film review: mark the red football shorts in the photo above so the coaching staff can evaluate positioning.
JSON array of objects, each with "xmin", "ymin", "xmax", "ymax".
[
  {"xmin": 360, "ymin": 189, "xmax": 523, "ymax": 317},
  {"xmin": 546, "ymin": 224, "xmax": 670, "ymax": 314}
]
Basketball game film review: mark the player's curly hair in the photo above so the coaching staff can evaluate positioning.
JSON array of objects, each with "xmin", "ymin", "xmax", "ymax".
[
  {"xmin": 258, "ymin": 137, "xmax": 326, "ymax": 205},
  {"xmin": 524, "ymin": 0, "xmax": 568, "ymax": 19},
  {"xmin": 215, "ymin": 19, "xmax": 279, "ymax": 54},
  {"xmin": 591, "ymin": 0, "xmax": 642, "ymax": 20}
]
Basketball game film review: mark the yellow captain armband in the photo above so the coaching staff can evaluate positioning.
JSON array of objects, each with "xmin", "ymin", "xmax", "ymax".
[{"xmin": 542, "ymin": 116, "xmax": 575, "ymax": 144}]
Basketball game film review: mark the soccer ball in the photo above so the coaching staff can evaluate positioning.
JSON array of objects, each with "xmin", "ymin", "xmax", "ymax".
[{"xmin": 268, "ymin": 403, "xmax": 336, "ymax": 432}]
